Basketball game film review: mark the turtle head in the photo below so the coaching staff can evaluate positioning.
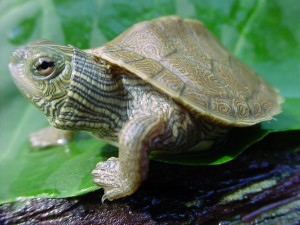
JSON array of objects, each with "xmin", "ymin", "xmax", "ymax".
[{"xmin": 9, "ymin": 39, "xmax": 74, "ymax": 122}]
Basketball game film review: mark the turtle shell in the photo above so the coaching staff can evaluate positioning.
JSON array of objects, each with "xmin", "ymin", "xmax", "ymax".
[{"xmin": 86, "ymin": 15, "xmax": 283, "ymax": 126}]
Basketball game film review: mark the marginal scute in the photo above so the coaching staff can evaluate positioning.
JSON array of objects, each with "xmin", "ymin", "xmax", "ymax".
[
  {"xmin": 90, "ymin": 15, "xmax": 282, "ymax": 126},
  {"xmin": 181, "ymin": 86, "xmax": 210, "ymax": 110}
]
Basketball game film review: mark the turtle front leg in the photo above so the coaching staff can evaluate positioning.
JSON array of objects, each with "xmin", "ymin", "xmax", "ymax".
[{"xmin": 92, "ymin": 115, "xmax": 166, "ymax": 201}]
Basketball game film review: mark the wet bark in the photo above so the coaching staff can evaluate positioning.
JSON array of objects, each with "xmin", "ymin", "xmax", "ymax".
[{"xmin": 1, "ymin": 131, "xmax": 299, "ymax": 225}]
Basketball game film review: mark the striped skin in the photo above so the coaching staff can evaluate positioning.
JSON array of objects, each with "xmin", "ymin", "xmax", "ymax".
[{"xmin": 53, "ymin": 48, "xmax": 129, "ymax": 145}]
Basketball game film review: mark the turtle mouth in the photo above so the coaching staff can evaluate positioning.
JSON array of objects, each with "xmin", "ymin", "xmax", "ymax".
[{"xmin": 9, "ymin": 47, "xmax": 42, "ymax": 98}]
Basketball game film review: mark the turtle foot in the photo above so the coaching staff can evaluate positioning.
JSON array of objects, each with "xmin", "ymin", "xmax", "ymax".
[
  {"xmin": 92, "ymin": 157, "xmax": 137, "ymax": 202},
  {"xmin": 30, "ymin": 126, "xmax": 73, "ymax": 148}
]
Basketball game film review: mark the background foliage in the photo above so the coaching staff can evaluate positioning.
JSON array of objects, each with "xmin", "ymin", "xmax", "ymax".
[{"xmin": 0, "ymin": 0, "xmax": 299, "ymax": 204}]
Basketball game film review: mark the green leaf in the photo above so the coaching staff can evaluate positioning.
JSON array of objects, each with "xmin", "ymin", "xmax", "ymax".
[{"xmin": 0, "ymin": 0, "xmax": 299, "ymax": 204}]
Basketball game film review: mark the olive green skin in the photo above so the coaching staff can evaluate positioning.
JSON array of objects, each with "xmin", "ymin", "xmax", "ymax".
[{"xmin": 9, "ymin": 16, "xmax": 282, "ymax": 201}]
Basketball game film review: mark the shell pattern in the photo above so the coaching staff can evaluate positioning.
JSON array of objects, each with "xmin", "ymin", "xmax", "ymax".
[{"xmin": 87, "ymin": 16, "xmax": 283, "ymax": 126}]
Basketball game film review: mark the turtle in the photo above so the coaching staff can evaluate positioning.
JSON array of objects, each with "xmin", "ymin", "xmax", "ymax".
[{"xmin": 9, "ymin": 15, "xmax": 283, "ymax": 201}]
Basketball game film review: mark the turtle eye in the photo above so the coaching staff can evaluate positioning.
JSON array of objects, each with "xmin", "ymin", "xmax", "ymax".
[{"xmin": 35, "ymin": 57, "xmax": 55, "ymax": 76}]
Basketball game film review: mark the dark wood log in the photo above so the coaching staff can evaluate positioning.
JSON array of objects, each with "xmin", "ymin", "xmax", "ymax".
[{"xmin": 1, "ymin": 131, "xmax": 299, "ymax": 224}]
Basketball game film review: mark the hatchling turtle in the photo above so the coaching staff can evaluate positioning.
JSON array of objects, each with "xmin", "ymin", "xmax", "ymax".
[{"xmin": 9, "ymin": 15, "xmax": 283, "ymax": 201}]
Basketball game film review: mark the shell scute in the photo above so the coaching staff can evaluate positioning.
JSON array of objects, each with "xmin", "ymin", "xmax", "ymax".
[{"xmin": 151, "ymin": 69, "xmax": 185, "ymax": 94}]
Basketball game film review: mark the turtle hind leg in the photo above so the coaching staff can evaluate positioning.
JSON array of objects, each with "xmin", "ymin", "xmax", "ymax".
[
  {"xmin": 30, "ymin": 126, "xmax": 73, "ymax": 148},
  {"xmin": 92, "ymin": 115, "xmax": 167, "ymax": 201}
]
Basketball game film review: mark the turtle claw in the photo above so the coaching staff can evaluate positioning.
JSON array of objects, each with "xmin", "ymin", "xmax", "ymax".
[{"xmin": 92, "ymin": 157, "xmax": 135, "ymax": 201}]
